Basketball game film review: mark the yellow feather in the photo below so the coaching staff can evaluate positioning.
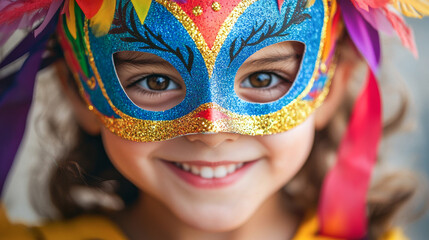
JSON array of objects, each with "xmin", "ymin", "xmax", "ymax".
[
  {"xmin": 390, "ymin": 0, "xmax": 429, "ymax": 18},
  {"xmin": 90, "ymin": 0, "xmax": 117, "ymax": 37},
  {"xmin": 66, "ymin": 0, "xmax": 77, "ymax": 39},
  {"xmin": 306, "ymin": 0, "xmax": 316, "ymax": 8},
  {"xmin": 131, "ymin": 0, "xmax": 152, "ymax": 25}
]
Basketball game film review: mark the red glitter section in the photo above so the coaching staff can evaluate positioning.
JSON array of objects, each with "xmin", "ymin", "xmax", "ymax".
[
  {"xmin": 176, "ymin": 0, "xmax": 242, "ymax": 49},
  {"xmin": 194, "ymin": 108, "xmax": 230, "ymax": 121},
  {"xmin": 277, "ymin": 0, "xmax": 285, "ymax": 12}
]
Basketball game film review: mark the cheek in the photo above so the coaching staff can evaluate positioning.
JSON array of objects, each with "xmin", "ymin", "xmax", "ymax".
[
  {"xmin": 100, "ymin": 128, "xmax": 160, "ymax": 192},
  {"xmin": 259, "ymin": 115, "xmax": 315, "ymax": 181}
]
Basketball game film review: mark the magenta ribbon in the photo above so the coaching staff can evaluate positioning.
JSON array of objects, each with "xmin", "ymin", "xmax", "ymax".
[
  {"xmin": 317, "ymin": 0, "xmax": 383, "ymax": 238},
  {"xmin": 318, "ymin": 68, "xmax": 382, "ymax": 238}
]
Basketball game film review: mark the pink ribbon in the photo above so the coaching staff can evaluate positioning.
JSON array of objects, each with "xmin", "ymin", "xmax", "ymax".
[{"xmin": 318, "ymin": 67, "xmax": 382, "ymax": 238}]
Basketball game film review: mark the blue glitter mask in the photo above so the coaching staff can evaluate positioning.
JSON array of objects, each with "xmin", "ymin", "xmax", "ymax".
[{"xmin": 59, "ymin": 0, "xmax": 333, "ymax": 142}]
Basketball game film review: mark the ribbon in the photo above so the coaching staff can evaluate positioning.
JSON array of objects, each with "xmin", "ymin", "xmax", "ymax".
[{"xmin": 318, "ymin": 67, "xmax": 382, "ymax": 238}]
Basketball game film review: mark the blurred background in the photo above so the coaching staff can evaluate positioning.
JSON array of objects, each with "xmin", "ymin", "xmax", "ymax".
[{"xmin": 1, "ymin": 14, "xmax": 429, "ymax": 240}]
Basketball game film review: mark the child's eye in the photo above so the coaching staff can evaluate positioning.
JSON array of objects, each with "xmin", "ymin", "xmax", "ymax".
[
  {"xmin": 237, "ymin": 71, "xmax": 294, "ymax": 103},
  {"xmin": 135, "ymin": 74, "xmax": 180, "ymax": 92},
  {"xmin": 240, "ymin": 72, "xmax": 289, "ymax": 89}
]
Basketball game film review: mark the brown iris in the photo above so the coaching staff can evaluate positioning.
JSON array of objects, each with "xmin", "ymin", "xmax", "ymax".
[
  {"xmin": 146, "ymin": 75, "xmax": 170, "ymax": 91},
  {"xmin": 248, "ymin": 72, "xmax": 272, "ymax": 88}
]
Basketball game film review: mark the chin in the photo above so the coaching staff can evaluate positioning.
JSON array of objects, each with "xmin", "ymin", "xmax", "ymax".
[{"xmin": 172, "ymin": 202, "xmax": 255, "ymax": 232}]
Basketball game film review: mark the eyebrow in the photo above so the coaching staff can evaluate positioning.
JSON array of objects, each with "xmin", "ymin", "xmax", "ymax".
[{"xmin": 240, "ymin": 53, "xmax": 301, "ymax": 68}]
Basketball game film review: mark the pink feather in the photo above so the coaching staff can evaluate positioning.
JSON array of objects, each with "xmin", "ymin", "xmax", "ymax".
[
  {"xmin": 351, "ymin": 0, "xmax": 389, "ymax": 11},
  {"xmin": 356, "ymin": 6, "xmax": 394, "ymax": 35},
  {"xmin": 382, "ymin": 7, "xmax": 418, "ymax": 57}
]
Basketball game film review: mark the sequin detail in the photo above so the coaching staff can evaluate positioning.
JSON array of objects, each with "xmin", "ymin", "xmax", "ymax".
[{"xmin": 212, "ymin": 2, "xmax": 221, "ymax": 11}]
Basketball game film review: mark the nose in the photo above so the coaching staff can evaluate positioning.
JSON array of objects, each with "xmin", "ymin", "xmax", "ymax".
[{"xmin": 185, "ymin": 133, "xmax": 240, "ymax": 148}]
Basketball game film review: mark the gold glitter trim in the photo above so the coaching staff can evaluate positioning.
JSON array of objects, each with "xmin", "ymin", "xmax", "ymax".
[
  {"xmin": 297, "ymin": 0, "xmax": 329, "ymax": 100},
  {"xmin": 94, "ymin": 100, "xmax": 316, "ymax": 142},
  {"xmin": 80, "ymin": 0, "xmax": 335, "ymax": 142},
  {"xmin": 212, "ymin": 2, "xmax": 221, "ymax": 12},
  {"xmin": 155, "ymin": 0, "xmax": 257, "ymax": 77},
  {"xmin": 86, "ymin": 76, "xmax": 96, "ymax": 89},
  {"xmin": 192, "ymin": 6, "xmax": 203, "ymax": 16}
]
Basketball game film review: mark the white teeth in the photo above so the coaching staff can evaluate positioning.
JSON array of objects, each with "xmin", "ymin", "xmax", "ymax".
[
  {"xmin": 191, "ymin": 166, "xmax": 200, "ymax": 175},
  {"xmin": 200, "ymin": 167, "xmax": 214, "ymax": 179},
  {"xmin": 214, "ymin": 166, "xmax": 227, "ymax": 178},
  {"xmin": 182, "ymin": 163, "xmax": 190, "ymax": 171},
  {"xmin": 174, "ymin": 162, "xmax": 246, "ymax": 179},
  {"xmin": 227, "ymin": 164, "xmax": 236, "ymax": 174}
]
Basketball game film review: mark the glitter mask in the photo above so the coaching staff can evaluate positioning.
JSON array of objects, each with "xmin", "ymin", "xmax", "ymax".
[{"xmin": 59, "ymin": 0, "xmax": 331, "ymax": 142}]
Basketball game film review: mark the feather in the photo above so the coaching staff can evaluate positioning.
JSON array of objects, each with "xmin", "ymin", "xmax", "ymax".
[
  {"xmin": 339, "ymin": 0, "xmax": 381, "ymax": 73},
  {"xmin": 356, "ymin": 6, "xmax": 394, "ymax": 35},
  {"xmin": 383, "ymin": 7, "xmax": 418, "ymax": 57},
  {"xmin": 0, "ymin": 0, "xmax": 52, "ymax": 44},
  {"xmin": 65, "ymin": 0, "xmax": 77, "ymax": 39},
  {"xmin": 130, "ymin": 0, "xmax": 152, "ymax": 25},
  {"xmin": 351, "ymin": 0, "xmax": 389, "ymax": 11},
  {"xmin": 89, "ymin": 0, "xmax": 116, "ymax": 37},
  {"xmin": 0, "ymin": 0, "xmax": 52, "ymax": 24},
  {"xmin": 390, "ymin": 0, "xmax": 429, "ymax": 18},
  {"xmin": 75, "ymin": 0, "xmax": 103, "ymax": 19},
  {"xmin": 306, "ymin": 0, "xmax": 316, "ymax": 8},
  {"xmin": 34, "ymin": 0, "xmax": 63, "ymax": 36}
]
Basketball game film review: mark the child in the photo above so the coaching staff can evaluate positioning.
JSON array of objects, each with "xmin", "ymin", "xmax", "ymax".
[{"xmin": 0, "ymin": 0, "xmax": 428, "ymax": 239}]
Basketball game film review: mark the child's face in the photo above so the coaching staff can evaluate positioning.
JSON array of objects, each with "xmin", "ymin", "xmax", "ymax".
[
  {"xmin": 102, "ymin": 116, "xmax": 314, "ymax": 231},
  {"xmin": 100, "ymin": 41, "xmax": 315, "ymax": 231}
]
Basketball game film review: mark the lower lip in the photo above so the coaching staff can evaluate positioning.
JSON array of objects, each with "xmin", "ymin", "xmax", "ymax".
[{"xmin": 164, "ymin": 160, "xmax": 258, "ymax": 189}]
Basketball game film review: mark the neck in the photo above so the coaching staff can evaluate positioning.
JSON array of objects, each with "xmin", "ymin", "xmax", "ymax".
[{"xmin": 114, "ymin": 191, "xmax": 301, "ymax": 240}]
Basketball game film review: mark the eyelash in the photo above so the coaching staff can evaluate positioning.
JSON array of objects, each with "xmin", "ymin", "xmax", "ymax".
[
  {"xmin": 126, "ymin": 74, "xmax": 180, "ymax": 96},
  {"xmin": 240, "ymin": 72, "xmax": 293, "ymax": 89}
]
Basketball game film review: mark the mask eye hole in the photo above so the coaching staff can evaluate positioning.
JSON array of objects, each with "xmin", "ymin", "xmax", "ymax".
[
  {"xmin": 234, "ymin": 41, "xmax": 305, "ymax": 103},
  {"xmin": 113, "ymin": 51, "xmax": 186, "ymax": 111}
]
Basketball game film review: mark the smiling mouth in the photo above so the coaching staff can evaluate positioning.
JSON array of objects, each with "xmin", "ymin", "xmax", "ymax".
[
  {"xmin": 162, "ymin": 160, "xmax": 259, "ymax": 188},
  {"xmin": 173, "ymin": 162, "xmax": 245, "ymax": 179}
]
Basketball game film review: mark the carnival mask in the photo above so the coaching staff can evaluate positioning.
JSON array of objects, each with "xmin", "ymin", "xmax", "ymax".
[{"xmin": 59, "ymin": 0, "xmax": 333, "ymax": 142}]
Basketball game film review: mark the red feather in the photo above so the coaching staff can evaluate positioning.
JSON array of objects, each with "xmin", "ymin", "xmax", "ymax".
[
  {"xmin": 0, "ymin": 0, "xmax": 52, "ymax": 24},
  {"xmin": 75, "ymin": 0, "xmax": 103, "ymax": 19}
]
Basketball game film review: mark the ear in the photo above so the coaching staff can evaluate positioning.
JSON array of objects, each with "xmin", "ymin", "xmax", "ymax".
[
  {"xmin": 315, "ymin": 43, "xmax": 361, "ymax": 130},
  {"xmin": 54, "ymin": 60, "xmax": 101, "ymax": 135}
]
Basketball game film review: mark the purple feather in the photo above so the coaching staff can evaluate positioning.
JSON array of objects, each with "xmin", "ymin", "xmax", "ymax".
[
  {"xmin": 338, "ymin": 0, "xmax": 381, "ymax": 73},
  {"xmin": 0, "ymin": 11, "xmax": 59, "ymax": 195}
]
